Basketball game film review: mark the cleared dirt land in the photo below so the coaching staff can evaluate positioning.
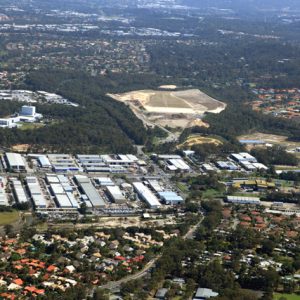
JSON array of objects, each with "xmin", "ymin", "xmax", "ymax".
[
  {"xmin": 108, "ymin": 89, "xmax": 226, "ymax": 129},
  {"xmin": 239, "ymin": 132, "xmax": 300, "ymax": 151},
  {"xmin": 178, "ymin": 135, "xmax": 223, "ymax": 149}
]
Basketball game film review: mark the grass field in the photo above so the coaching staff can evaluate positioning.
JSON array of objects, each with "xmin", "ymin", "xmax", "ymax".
[
  {"xmin": 0, "ymin": 211, "xmax": 20, "ymax": 226},
  {"xmin": 19, "ymin": 122, "xmax": 45, "ymax": 130},
  {"xmin": 178, "ymin": 135, "xmax": 222, "ymax": 149},
  {"xmin": 202, "ymin": 189, "xmax": 224, "ymax": 199},
  {"xmin": 273, "ymin": 293, "xmax": 300, "ymax": 300}
]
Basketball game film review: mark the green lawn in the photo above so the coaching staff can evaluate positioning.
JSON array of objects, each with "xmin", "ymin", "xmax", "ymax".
[
  {"xmin": 0, "ymin": 211, "xmax": 20, "ymax": 226},
  {"xmin": 202, "ymin": 189, "xmax": 224, "ymax": 199},
  {"xmin": 273, "ymin": 293, "xmax": 300, "ymax": 300}
]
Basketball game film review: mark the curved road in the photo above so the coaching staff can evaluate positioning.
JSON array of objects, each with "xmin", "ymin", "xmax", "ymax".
[{"xmin": 98, "ymin": 216, "xmax": 203, "ymax": 291}]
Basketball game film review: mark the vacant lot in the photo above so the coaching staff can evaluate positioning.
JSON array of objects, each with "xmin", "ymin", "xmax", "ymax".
[
  {"xmin": 109, "ymin": 89, "xmax": 226, "ymax": 114},
  {"xmin": 239, "ymin": 132, "xmax": 300, "ymax": 151},
  {"xmin": 148, "ymin": 92, "xmax": 190, "ymax": 109},
  {"xmin": 178, "ymin": 135, "xmax": 222, "ymax": 149},
  {"xmin": 0, "ymin": 211, "xmax": 20, "ymax": 226},
  {"xmin": 108, "ymin": 88, "xmax": 226, "ymax": 130}
]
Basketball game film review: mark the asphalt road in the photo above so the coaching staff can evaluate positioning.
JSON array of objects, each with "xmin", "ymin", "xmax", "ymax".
[
  {"xmin": 99, "ymin": 256, "xmax": 161, "ymax": 290},
  {"xmin": 96, "ymin": 215, "xmax": 203, "ymax": 292}
]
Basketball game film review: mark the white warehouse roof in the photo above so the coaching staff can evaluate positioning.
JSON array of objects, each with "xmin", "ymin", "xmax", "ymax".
[
  {"xmin": 133, "ymin": 182, "xmax": 161, "ymax": 209},
  {"xmin": 6, "ymin": 153, "xmax": 25, "ymax": 167}
]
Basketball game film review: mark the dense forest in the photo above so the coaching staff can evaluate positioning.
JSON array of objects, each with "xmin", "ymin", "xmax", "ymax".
[{"xmin": 0, "ymin": 70, "xmax": 149, "ymax": 153}]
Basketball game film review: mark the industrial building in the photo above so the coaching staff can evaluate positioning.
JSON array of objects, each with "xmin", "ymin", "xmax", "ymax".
[
  {"xmin": 0, "ymin": 177, "xmax": 8, "ymax": 206},
  {"xmin": 229, "ymin": 152, "xmax": 267, "ymax": 171},
  {"xmin": 4, "ymin": 153, "xmax": 26, "ymax": 172},
  {"xmin": 101, "ymin": 154, "xmax": 138, "ymax": 166},
  {"xmin": 11, "ymin": 179, "xmax": 28, "ymax": 204},
  {"xmin": 106, "ymin": 186, "xmax": 126, "ymax": 203},
  {"xmin": 148, "ymin": 180, "xmax": 163, "ymax": 193},
  {"xmin": 77, "ymin": 155, "xmax": 106, "ymax": 173},
  {"xmin": 158, "ymin": 191, "xmax": 184, "ymax": 205},
  {"xmin": 38, "ymin": 156, "xmax": 51, "ymax": 168},
  {"xmin": 48, "ymin": 154, "xmax": 81, "ymax": 173},
  {"xmin": 26, "ymin": 176, "xmax": 47, "ymax": 208},
  {"xmin": 167, "ymin": 159, "xmax": 190, "ymax": 171},
  {"xmin": 231, "ymin": 153, "xmax": 258, "ymax": 163},
  {"xmin": 227, "ymin": 195, "xmax": 261, "ymax": 205},
  {"xmin": 47, "ymin": 174, "xmax": 79, "ymax": 209},
  {"xmin": 96, "ymin": 177, "xmax": 114, "ymax": 186},
  {"xmin": 133, "ymin": 182, "xmax": 161, "ymax": 209},
  {"xmin": 74, "ymin": 175, "xmax": 105, "ymax": 208},
  {"xmin": 216, "ymin": 161, "xmax": 239, "ymax": 171},
  {"xmin": 157, "ymin": 154, "xmax": 181, "ymax": 160},
  {"xmin": 201, "ymin": 164, "xmax": 215, "ymax": 172}
]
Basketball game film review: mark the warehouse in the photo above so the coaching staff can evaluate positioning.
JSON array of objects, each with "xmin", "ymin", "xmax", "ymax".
[
  {"xmin": 57, "ymin": 174, "xmax": 69, "ymax": 184},
  {"xmin": 11, "ymin": 179, "xmax": 28, "ymax": 203},
  {"xmin": 148, "ymin": 180, "xmax": 163, "ymax": 193},
  {"xmin": 50, "ymin": 183, "xmax": 65, "ymax": 195},
  {"xmin": 96, "ymin": 177, "xmax": 114, "ymax": 186},
  {"xmin": 38, "ymin": 156, "xmax": 51, "ymax": 168},
  {"xmin": 158, "ymin": 191, "xmax": 184, "ymax": 205},
  {"xmin": 46, "ymin": 174, "xmax": 60, "ymax": 184},
  {"xmin": 106, "ymin": 186, "xmax": 126, "ymax": 203},
  {"xmin": 77, "ymin": 154, "xmax": 103, "ymax": 163},
  {"xmin": 216, "ymin": 161, "xmax": 239, "ymax": 171},
  {"xmin": 231, "ymin": 152, "xmax": 257, "ymax": 163},
  {"xmin": 47, "ymin": 175, "xmax": 78, "ymax": 209},
  {"xmin": 66, "ymin": 192, "xmax": 79, "ymax": 208},
  {"xmin": 202, "ymin": 164, "xmax": 215, "ymax": 172},
  {"xmin": 5, "ymin": 152, "xmax": 26, "ymax": 172},
  {"xmin": 26, "ymin": 176, "xmax": 47, "ymax": 208},
  {"xmin": 227, "ymin": 196, "xmax": 261, "ymax": 205},
  {"xmin": 101, "ymin": 154, "xmax": 136, "ymax": 166},
  {"xmin": 240, "ymin": 161, "xmax": 257, "ymax": 171},
  {"xmin": 168, "ymin": 159, "xmax": 190, "ymax": 171},
  {"xmin": 133, "ymin": 182, "xmax": 161, "ymax": 209},
  {"xmin": 0, "ymin": 177, "xmax": 8, "ymax": 206},
  {"xmin": 48, "ymin": 154, "xmax": 81, "ymax": 172},
  {"xmin": 157, "ymin": 154, "xmax": 181, "ymax": 160},
  {"xmin": 55, "ymin": 194, "xmax": 73, "ymax": 208},
  {"xmin": 77, "ymin": 155, "xmax": 107, "ymax": 172},
  {"xmin": 75, "ymin": 175, "xmax": 105, "ymax": 208}
]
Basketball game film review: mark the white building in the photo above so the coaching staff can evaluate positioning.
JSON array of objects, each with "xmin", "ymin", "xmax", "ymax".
[
  {"xmin": 0, "ymin": 177, "xmax": 8, "ymax": 206},
  {"xmin": 106, "ymin": 186, "xmax": 126, "ymax": 203},
  {"xmin": 20, "ymin": 105, "xmax": 36, "ymax": 116},
  {"xmin": 5, "ymin": 153, "xmax": 26, "ymax": 172},
  {"xmin": 133, "ymin": 182, "xmax": 161, "ymax": 209},
  {"xmin": 26, "ymin": 176, "xmax": 47, "ymax": 208}
]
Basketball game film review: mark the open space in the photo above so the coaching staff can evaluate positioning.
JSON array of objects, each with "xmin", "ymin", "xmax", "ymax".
[
  {"xmin": 109, "ymin": 89, "xmax": 226, "ymax": 114},
  {"xmin": 108, "ymin": 89, "xmax": 226, "ymax": 130},
  {"xmin": 0, "ymin": 211, "xmax": 20, "ymax": 226},
  {"xmin": 239, "ymin": 132, "xmax": 300, "ymax": 151},
  {"xmin": 178, "ymin": 134, "xmax": 223, "ymax": 149}
]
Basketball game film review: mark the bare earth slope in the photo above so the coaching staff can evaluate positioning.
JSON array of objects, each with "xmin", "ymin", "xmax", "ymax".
[{"xmin": 107, "ymin": 88, "xmax": 226, "ymax": 129}]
